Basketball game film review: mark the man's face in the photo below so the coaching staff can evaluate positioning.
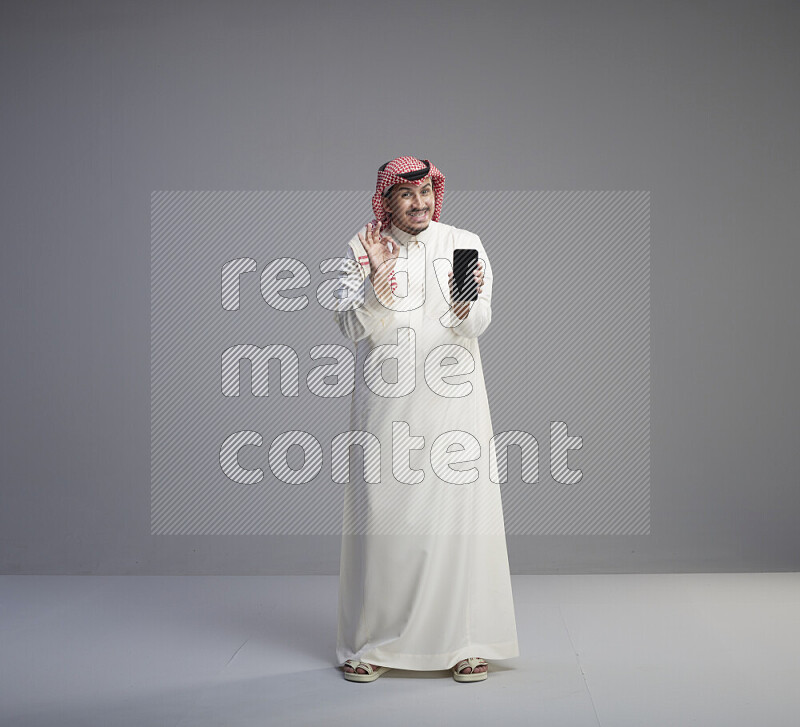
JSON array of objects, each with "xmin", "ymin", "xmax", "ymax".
[{"xmin": 384, "ymin": 176, "xmax": 435, "ymax": 234}]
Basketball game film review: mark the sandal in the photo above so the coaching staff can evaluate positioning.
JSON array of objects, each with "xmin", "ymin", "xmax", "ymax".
[
  {"xmin": 452, "ymin": 657, "xmax": 488, "ymax": 682},
  {"xmin": 342, "ymin": 659, "xmax": 391, "ymax": 682}
]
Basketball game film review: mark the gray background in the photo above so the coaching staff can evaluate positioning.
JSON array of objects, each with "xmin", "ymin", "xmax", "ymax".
[{"xmin": 1, "ymin": 0, "xmax": 798, "ymax": 574}]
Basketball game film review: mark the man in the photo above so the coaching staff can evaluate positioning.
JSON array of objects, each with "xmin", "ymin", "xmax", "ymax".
[{"xmin": 333, "ymin": 157, "xmax": 519, "ymax": 683}]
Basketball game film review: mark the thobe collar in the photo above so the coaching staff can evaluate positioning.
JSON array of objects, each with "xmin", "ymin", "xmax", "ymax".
[{"xmin": 389, "ymin": 219, "xmax": 436, "ymax": 247}]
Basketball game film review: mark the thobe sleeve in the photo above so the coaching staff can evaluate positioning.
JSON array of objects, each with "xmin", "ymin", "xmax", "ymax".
[
  {"xmin": 446, "ymin": 232, "xmax": 494, "ymax": 339},
  {"xmin": 332, "ymin": 244, "xmax": 398, "ymax": 342}
]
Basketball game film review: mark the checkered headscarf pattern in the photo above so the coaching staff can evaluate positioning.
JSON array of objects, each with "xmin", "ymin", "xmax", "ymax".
[{"xmin": 370, "ymin": 157, "xmax": 445, "ymax": 231}]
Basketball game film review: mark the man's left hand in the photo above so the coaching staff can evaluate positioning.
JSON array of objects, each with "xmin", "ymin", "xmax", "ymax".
[{"xmin": 448, "ymin": 261, "xmax": 484, "ymax": 320}]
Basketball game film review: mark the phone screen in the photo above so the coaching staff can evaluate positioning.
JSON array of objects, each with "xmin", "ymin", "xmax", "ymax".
[{"xmin": 453, "ymin": 248, "xmax": 479, "ymax": 302}]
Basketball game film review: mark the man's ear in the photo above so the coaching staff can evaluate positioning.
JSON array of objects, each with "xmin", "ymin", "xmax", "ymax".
[{"xmin": 382, "ymin": 186, "xmax": 396, "ymax": 217}]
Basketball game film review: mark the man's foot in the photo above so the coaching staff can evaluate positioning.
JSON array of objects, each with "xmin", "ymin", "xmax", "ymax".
[
  {"xmin": 452, "ymin": 656, "xmax": 489, "ymax": 682},
  {"xmin": 453, "ymin": 657, "xmax": 487, "ymax": 674},
  {"xmin": 343, "ymin": 660, "xmax": 381, "ymax": 675}
]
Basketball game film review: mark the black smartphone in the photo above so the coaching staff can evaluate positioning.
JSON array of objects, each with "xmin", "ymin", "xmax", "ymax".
[{"xmin": 453, "ymin": 248, "xmax": 479, "ymax": 302}]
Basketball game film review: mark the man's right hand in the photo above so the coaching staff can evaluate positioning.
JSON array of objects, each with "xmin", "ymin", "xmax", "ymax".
[{"xmin": 358, "ymin": 222, "xmax": 399, "ymax": 301}]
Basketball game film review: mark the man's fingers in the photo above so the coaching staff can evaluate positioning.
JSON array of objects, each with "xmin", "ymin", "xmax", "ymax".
[{"xmin": 367, "ymin": 223, "xmax": 383, "ymax": 254}]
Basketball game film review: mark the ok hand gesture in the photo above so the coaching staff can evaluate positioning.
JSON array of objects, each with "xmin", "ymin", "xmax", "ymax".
[{"xmin": 358, "ymin": 222, "xmax": 399, "ymax": 280}]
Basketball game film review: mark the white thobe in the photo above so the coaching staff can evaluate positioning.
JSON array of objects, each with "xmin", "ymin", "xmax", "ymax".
[{"xmin": 332, "ymin": 219, "xmax": 520, "ymax": 671}]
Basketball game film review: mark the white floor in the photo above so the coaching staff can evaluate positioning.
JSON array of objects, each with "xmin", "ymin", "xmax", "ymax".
[{"xmin": 0, "ymin": 573, "xmax": 798, "ymax": 726}]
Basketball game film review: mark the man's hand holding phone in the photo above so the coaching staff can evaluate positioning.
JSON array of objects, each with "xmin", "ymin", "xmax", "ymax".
[{"xmin": 448, "ymin": 259, "xmax": 484, "ymax": 320}]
